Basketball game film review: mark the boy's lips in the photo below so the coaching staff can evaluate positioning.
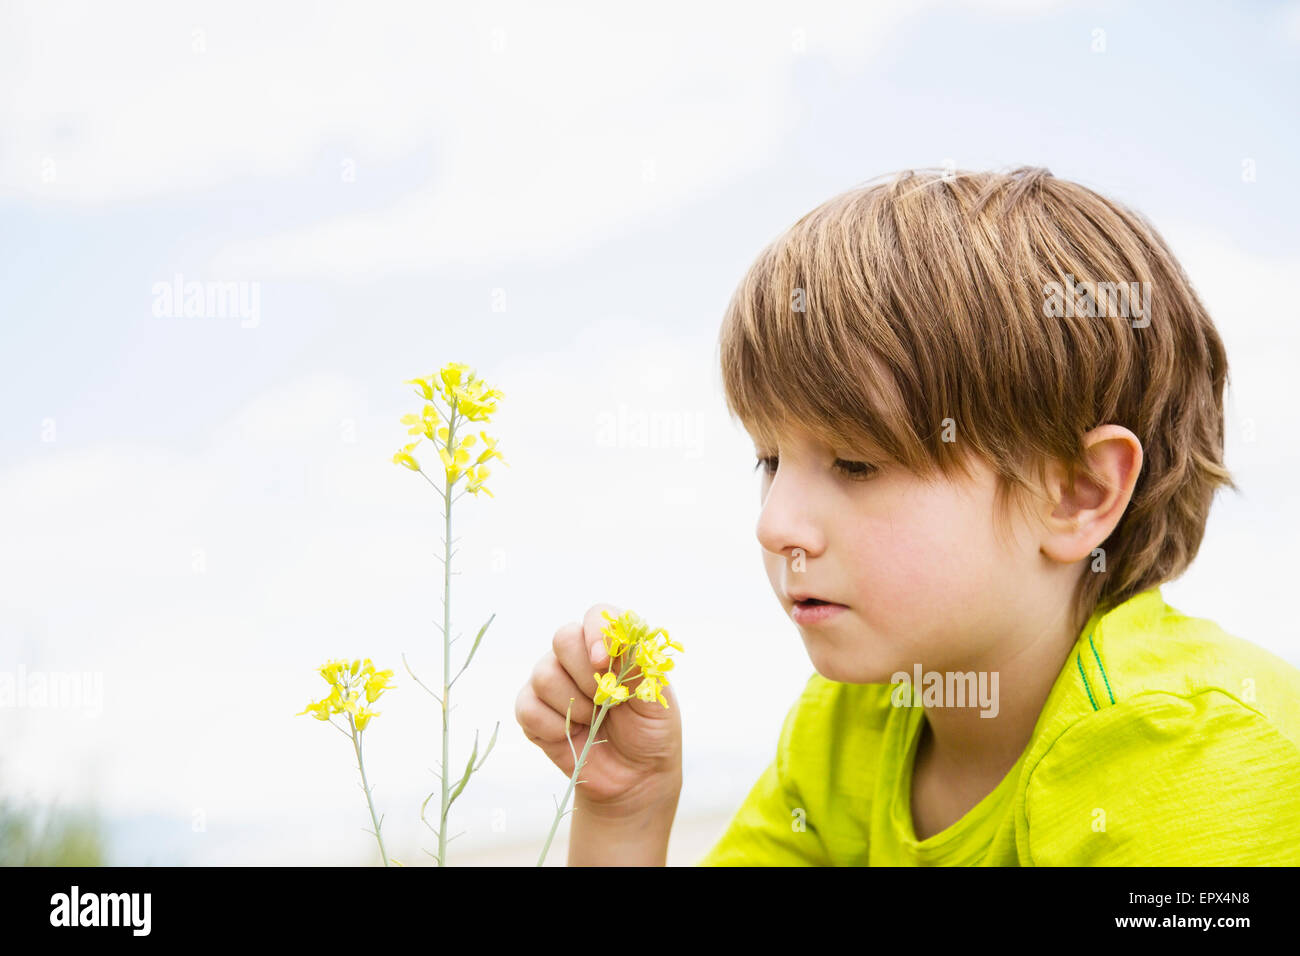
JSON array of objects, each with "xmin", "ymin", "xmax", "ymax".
[
  {"xmin": 791, "ymin": 600, "xmax": 847, "ymax": 625},
  {"xmin": 787, "ymin": 593, "xmax": 848, "ymax": 625},
  {"xmin": 787, "ymin": 592, "xmax": 846, "ymax": 607}
]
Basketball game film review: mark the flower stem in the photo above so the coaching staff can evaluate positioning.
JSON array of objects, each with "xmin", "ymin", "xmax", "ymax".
[
  {"xmin": 537, "ymin": 701, "xmax": 611, "ymax": 867},
  {"xmin": 438, "ymin": 402, "xmax": 457, "ymax": 866},
  {"xmin": 536, "ymin": 656, "xmax": 636, "ymax": 866},
  {"xmin": 350, "ymin": 717, "xmax": 389, "ymax": 867}
]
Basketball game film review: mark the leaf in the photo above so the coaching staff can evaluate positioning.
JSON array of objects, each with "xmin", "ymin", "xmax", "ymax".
[
  {"xmin": 419, "ymin": 790, "xmax": 440, "ymax": 836},
  {"xmin": 447, "ymin": 729, "xmax": 479, "ymax": 808},
  {"xmin": 463, "ymin": 613, "xmax": 495, "ymax": 672},
  {"xmin": 474, "ymin": 721, "xmax": 500, "ymax": 772}
]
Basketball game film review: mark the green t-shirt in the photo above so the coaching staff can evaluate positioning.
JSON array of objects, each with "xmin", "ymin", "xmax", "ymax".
[{"xmin": 696, "ymin": 586, "xmax": 1300, "ymax": 865}]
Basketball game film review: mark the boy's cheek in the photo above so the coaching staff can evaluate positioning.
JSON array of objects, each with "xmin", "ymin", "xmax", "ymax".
[{"xmin": 846, "ymin": 516, "xmax": 997, "ymax": 621}]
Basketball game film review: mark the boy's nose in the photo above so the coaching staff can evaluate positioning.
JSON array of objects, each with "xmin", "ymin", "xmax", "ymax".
[{"xmin": 755, "ymin": 476, "xmax": 827, "ymax": 559}]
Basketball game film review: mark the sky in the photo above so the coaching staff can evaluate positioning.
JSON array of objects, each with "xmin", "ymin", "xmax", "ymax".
[{"xmin": 1, "ymin": 0, "xmax": 1298, "ymax": 864}]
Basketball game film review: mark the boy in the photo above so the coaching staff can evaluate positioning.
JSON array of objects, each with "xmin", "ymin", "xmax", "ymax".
[{"xmin": 516, "ymin": 167, "xmax": 1300, "ymax": 865}]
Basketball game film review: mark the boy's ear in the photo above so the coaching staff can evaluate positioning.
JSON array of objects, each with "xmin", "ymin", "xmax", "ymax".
[{"xmin": 1039, "ymin": 425, "xmax": 1143, "ymax": 565}]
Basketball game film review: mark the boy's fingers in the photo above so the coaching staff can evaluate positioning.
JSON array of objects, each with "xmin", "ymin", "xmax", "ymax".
[
  {"xmin": 552, "ymin": 619, "xmax": 603, "ymax": 697},
  {"xmin": 530, "ymin": 654, "xmax": 597, "ymax": 726},
  {"xmin": 515, "ymin": 688, "xmax": 587, "ymax": 756},
  {"xmin": 582, "ymin": 603, "xmax": 622, "ymax": 673}
]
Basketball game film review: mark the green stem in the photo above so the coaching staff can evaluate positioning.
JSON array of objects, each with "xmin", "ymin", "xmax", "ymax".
[
  {"xmin": 536, "ymin": 656, "xmax": 638, "ymax": 866},
  {"xmin": 350, "ymin": 716, "xmax": 389, "ymax": 867},
  {"xmin": 438, "ymin": 403, "xmax": 457, "ymax": 866},
  {"xmin": 537, "ymin": 702, "xmax": 611, "ymax": 867}
]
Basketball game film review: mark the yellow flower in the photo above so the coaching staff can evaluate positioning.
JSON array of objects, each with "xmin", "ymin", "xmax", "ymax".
[
  {"xmin": 396, "ymin": 365, "xmax": 504, "ymax": 484},
  {"xmin": 450, "ymin": 379, "xmax": 503, "ymax": 422},
  {"xmin": 633, "ymin": 674, "xmax": 667, "ymax": 708},
  {"xmin": 591, "ymin": 610, "xmax": 681, "ymax": 709},
  {"xmin": 438, "ymin": 444, "xmax": 472, "ymax": 482},
  {"xmin": 296, "ymin": 698, "xmax": 332, "ymax": 720},
  {"xmin": 319, "ymin": 659, "xmax": 347, "ymax": 685},
  {"xmin": 393, "ymin": 442, "xmax": 421, "ymax": 472},
  {"xmin": 475, "ymin": 432, "xmax": 508, "ymax": 467},
  {"xmin": 593, "ymin": 672, "xmax": 630, "ymax": 706},
  {"xmin": 599, "ymin": 609, "xmax": 658, "ymax": 659},
  {"xmin": 464, "ymin": 464, "xmax": 493, "ymax": 498},
  {"xmin": 401, "ymin": 404, "xmax": 439, "ymax": 440},
  {"xmin": 405, "ymin": 377, "xmax": 435, "ymax": 401},
  {"xmin": 634, "ymin": 639, "xmax": 676, "ymax": 681},
  {"xmin": 440, "ymin": 362, "xmax": 471, "ymax": 392},
  {"xmin": 364, "ymin": 668, "xmax": 395, "ymax": 703},
  {"xmin": 300, "ymin": 657, "xmax": 394, "ymax": 728}
]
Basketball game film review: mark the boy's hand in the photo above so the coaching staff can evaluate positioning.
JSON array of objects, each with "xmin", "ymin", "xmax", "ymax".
[{"xmin": 516, "ymin": 603, "xmax": 683, "ymax": 811}]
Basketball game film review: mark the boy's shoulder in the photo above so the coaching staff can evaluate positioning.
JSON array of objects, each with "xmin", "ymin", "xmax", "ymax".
[
  {"xmin": 1016, "ymin": 588, "xmax": 1300, "ymax": 864},
  {"xmin": 1033, "ymin": 586, "xmax": 1300, "ymax": 751}
]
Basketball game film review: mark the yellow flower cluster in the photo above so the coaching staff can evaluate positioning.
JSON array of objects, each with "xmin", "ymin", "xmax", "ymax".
[
  {"xmin": 592, "ymin": 609, "xmax": 683, "ymax": 708},
  {"xmin": 392, "ymin": 361, "xmax": 507, "ymax": 497},
  {"xmin": 296, "ymin": 657, "xmax": 395, "ymax": 731}
]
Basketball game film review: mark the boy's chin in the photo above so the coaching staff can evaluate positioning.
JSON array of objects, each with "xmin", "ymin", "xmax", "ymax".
[{"xmin": 804, "ymin": 646, "xmax": 898, "ymax": 685}]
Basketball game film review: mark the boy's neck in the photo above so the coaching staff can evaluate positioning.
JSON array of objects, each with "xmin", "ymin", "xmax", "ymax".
[{"xmin": 918, "ymin": 597, "xmax": 1082, "ymax": 782}]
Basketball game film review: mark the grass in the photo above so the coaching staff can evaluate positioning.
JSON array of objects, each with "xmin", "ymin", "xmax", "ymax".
[{"xmin": 0, "ymin": 796, "xmax": 105, "ymax": 866}]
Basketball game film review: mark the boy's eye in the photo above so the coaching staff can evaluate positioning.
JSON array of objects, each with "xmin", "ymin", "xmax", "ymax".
[
  {"xmin": 752, "ymin": 455, "xmax": 878, "ymax": 481},
  {"xmin": 834, "ymin": 459, "xmax": 878, "ymax": 480}
]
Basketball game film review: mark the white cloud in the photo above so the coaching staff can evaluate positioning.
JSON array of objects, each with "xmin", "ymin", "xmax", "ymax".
[
  {"xmin": 3, "ymin": 0, "xmax": 934, "ymax": 273},
  {"xmin": 1161, "ymin": 223, "xmax": 1300, "ymax": 475},
  {"xmin": 1284, "ymin": 2, "xmax": 1300, "ymax": 45},
  {"xmin": 3, "ymin": 0, "xmax": 1079, "ymax": 274}
]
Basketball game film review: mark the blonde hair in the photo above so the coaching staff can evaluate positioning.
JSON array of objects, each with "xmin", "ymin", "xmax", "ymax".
[{"xmin": 718, "ymin": 167, "xmax": 1235, "ymax": 632}]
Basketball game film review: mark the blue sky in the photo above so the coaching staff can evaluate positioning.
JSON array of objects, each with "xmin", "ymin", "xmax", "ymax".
[{"xmin": 1, "ymin": 0, "xmax": 1298, "ymax": 864}]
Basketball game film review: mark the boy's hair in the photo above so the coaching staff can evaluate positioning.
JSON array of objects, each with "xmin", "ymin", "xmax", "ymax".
[{"xmin": 718, "ymin": 166, "xmax": 1235, "ymax": 632}]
